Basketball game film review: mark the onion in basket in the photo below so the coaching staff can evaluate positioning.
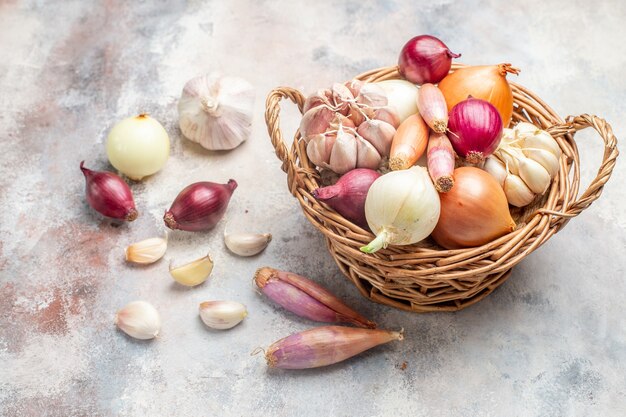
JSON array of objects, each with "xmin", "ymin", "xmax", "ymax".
[{"xmin": 361, "ymin": 166, "xmax": 440, "ymax": 253}]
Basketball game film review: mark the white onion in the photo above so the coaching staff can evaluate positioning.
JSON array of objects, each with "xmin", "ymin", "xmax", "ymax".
[
  {"xmin": 361, "ymin": 166, "xmax": 440, "ymax": 253},
  {"xmin": 106, "ymin": 114, "xmax": 170, "ymax": 180}
]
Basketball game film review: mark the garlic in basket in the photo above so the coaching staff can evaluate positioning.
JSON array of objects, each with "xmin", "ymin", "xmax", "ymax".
[
  {"xmin": 178, "ymin": 73, "xmax": 255, "ymax": 150},
  {"xmin": 484, "ymin": 123, "xmax": 562, "ymax": 207},
  {"xmin": 300, "ymin": 80, "xmax": 398, "ymax": 174}
]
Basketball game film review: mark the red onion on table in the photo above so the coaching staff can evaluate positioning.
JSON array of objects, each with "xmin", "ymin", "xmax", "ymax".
[
  {"xmin": 312, "ymin": 168, "xmax": 381, "ymax": 229},
  {"xmin": 164, "ymin": 180, "xmax": 237, "ymax": 231},
  {"xmin": 80, "ymin": 161, "xmax": 138, "ymax": 221},
  {"xmin": 398, "ymin": 35, "xmax": 460, "ymax": 85},
  {"xmin": 447, "ymin": 97, "xmax": 503, "ymax": 164}
]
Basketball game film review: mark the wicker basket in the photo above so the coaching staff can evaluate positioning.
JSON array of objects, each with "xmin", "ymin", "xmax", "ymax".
[{"xmin": 264, "ymin": 64, "xmax": 619, "ymax": 313}]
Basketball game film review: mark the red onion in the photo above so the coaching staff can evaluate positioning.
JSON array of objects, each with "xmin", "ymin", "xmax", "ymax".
[
  {"xmin": 312, "ymin": 169, "xmax": 380, "ymax": 228},
  {"xmin": 164, "ymin": 180, "xmax": 237, "ymax": 231},
  {"xmin": 80, "ymin": 161, "xmax": 138, "ymax": 221},
  {"xmin": 398, "ymin": 35, "xmax": 460, "ymax": 85},
  {"xmin": 448, "ymin": 97, "xmax": 503, "ymax": 164}
]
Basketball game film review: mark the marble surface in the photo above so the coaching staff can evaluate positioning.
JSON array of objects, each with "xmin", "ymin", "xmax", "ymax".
[{"xmin": 1, "ymin": 1, "xmax": 625, "ymax": 416}]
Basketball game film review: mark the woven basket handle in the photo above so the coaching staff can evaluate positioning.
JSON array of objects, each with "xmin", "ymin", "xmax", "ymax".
[
  {"xmin": 544, "ymin": 114, "xmax": 619, "ymax": 218},
  {"xmin": 265, "ymin": 87, "xmax": 306, "ymax": 173}
]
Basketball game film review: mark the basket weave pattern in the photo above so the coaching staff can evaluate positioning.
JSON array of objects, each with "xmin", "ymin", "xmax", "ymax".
[{"xmin": 264, "ymin": 65, "xmax": 619, "ymax": 312}]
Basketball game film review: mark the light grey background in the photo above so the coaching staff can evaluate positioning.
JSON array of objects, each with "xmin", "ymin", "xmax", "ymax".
[{"xmin": 1, "ymin": 1, "xmax": 624, "ymax": 416}]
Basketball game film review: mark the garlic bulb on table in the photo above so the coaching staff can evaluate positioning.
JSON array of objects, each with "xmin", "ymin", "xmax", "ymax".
[
  {"xmin": 178, "ymin": 73, "xmax": 255, "ymax": 150},
  {"xmin": 484, "ymin": 123, "xmax": 562, "ymax": 207}
]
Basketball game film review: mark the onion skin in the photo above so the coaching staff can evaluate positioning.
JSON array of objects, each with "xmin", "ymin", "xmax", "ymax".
[
  {"xmin": 312, "ymin": 168, "xmax": 380, "ymax": 228},
  {"xmin": 448, "ymin": 97, "xmax": 503, "ymax": 164},
  {"xmin": 398, "ymin": 35, "xmax": 461, "ymax": 85},
  {"xmin": 164, "ymin": 180, "xmax": 237, "ymax": 231},
  {"xmin": 265, "ymin": 326, "xmax": 402, "ymax": 369},
  {"xmin": 80, "ymin": 161, "xmax": 138, "ymax": 221},
  {"xmin": 389, "ymin": 114, "xmax": 429, "ymax": 171},
  {"xmin": 254, "ymin": 267, "xmax": 376, "ymax": 329},
  {"xmin": 431, "ymin": 167, "xmax": 515, "ymax": 249},
  {"xmin": 438, "ymin": 63, "xmax": 520, "ymax": 127}
]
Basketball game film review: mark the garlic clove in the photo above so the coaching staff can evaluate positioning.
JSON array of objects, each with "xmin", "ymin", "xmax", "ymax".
[
  {"xmin": 199, "ymin": 301, "xmax": 247, "ymax": 330},
  {"xmin": 484, "ymin": 157, "xmax": 507, "ymax": 187},
  {"xmin": 331, "ymin": 83, "xmax": 354, "ymax": 115},
  {"xmin": 373, "ymin": 107, "xmax": 401, "ymax": 128},
  {"xmin": 329, "ymin": 128, "xmax": 357, "ymax": 174},
  {"xmin": 522, "ymin": 131, "xmax": 562, "ymax": 159},
  {"xmin": 299, "ymin": 105, "xmax": 336, "ymax": 139},
  {"xmin": 125, "ymin": 236, "xmax": 167, "ymax": 265},
  {"xmin": 498, "ymin": 149, "xmax": 520, "ymax": 175},
  {"xmin": 356, "ymin": 83, "xmax": 388, "ymax": 108},
  {"xmin": 347, "ymin": 103, "xmax": 366, "ymax": 127},
  {"xmin": 356, "ymin": 135, "xmax": 382, "ymax": 170},
  {"xmin": 115, "ymin": 301, "xmax": 161, "ymax": 340},
  {"xmin": 169, "ymin": 253, "xmax": 213, "ymax": 287},
  {"xmin": 344, "ymin": 79, "xmax": 364, "ymax": 97},
  {"xmin": 504, "ymin": 174, "xmax": 535, "ymax": 207},
  {"xmin": 224, "ymin": 232, "xmax": 272, "ymax": 257},
  {"xmin": 329, "ymin": 113, "xmax": 356, "ymax": 131},
  {"xmin": 500, "ymin": 128, "xmax": 518, "ymax": 146},
  {"xmin": 514, "ymin": 122, "xmax": 541, "ymax": 137},
  {"xmin": 357, "ymin": 119, "xmax": 396, "ymax": 157},
  {"xmin": 303, "ymin": 89, "xmax": 334, "ymax": 114},
  {"xmin": 306, "ymin": 133, "xmax": 334, "ymax": 168},
  {"xmin": 178, "ymin": 73, "xmax": 255, "ymax": 151},
  {"xmin": 518, "ymin": 157, "xmax": 552, "ymax": 194},
  {"xmin": 523, "ymin": 147, "xmax": 560, "ymax": 178}
]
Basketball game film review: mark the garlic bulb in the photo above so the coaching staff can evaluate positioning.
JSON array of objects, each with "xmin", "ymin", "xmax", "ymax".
[
  {"xmin": 484, "ymin": 123, "xmax": 562, "ymax": 207},
  {"xmin": 361, "ymin": 166, "xmax": 440, "ymax": 253},
  {"xmin": 115, "ymin": 301, "xmax": 161, "ymax": 340},
  {"xmin": 199, "ymin": 301, "xmax": 247, "ymax": 330},
  {"xmin": 178, "ymin": 73, "xmax": 255, "ymax": 150},
  {"xmin": 374, "ymin": 79, "xmax": 419, "ymax": 122}
]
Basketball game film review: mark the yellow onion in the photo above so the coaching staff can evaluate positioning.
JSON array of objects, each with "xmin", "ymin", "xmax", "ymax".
[
  {"xmin": 438, "ymin": 63, "xmax": 520, "ymax": 127},
  {"xmin": 431, "ymin": 167, "xmax": 515, "ymax": 249}
]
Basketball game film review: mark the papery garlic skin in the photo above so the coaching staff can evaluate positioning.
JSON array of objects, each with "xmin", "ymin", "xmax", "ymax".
[
  {"xmin": 178, "ymin": 73, "xmax": 255, "ymax": 150},
  {"xmin": 125, "ymin": 236, "xmax": 167, "ymax": 264},
  {"xmin": 375, "ymin": 80, "xmax": 419, "ymax": 122},
  {"xmin": 169, "ymin": 254, "xmax": 213, "ymax": 287},
  {"xmin": 224, "ymin": 233, "xmax": 272, "ymax": 256},
  {"xmin": 199, "ymin": 301, "xmax": 247, "ymax": 330},
  {"xmin": 115, "ymin": 301, "xmax": 161, "ymax": 340}
]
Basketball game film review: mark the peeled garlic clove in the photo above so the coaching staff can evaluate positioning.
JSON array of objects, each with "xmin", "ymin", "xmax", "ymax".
[
  {"xmin": 303, "ymin": 89, "xmax": 333, "ymax": 114},
  {"xmin": 356, "ymin": 83, "xmax": 388, "ymax": 108},
  {"xmin": 356, "ymin": 135, "xmax": 382, "ymax": 170},
  {"xmin": 169, "ymin": 253, "xmax": 213, "ymax": 287},
  {"xmin": 115, "ymin": 301, "xmax": 161, "ymax": 340},
  {"xmin": 522, "ymin": 131, "xmax": 562, "ymax": 158},
  {"xmin": 373, "ymin": 107, "xmax": 401, "ymax": 128},
  {"xmin": 125, "ymin": 236, "xmax": 167, "ymax": 265},
  {"xmin": 357, "ymin": 119, "xmax": 395, "ymax": 157},
  {"xmin": 329, "ymin": 128, "xmax": 357, "ymax": 174},
  {"xmin": 199, "ymin": 301, "xmax": 247, "ymax": 330},
  {"xmin": 518, "ymin": 157, "xmax": 551, "ymax": 194},
  {"xmin": 523, "ymin": 147, "xmax": 560, "ymax": 178},
  {"xmin": 504, "ymin": 174, "xmax": 535, "ymax": 207},
  {"xmin": 300, "ymin": 105, "xmax": 336, "ymax": 139},
  {"xmin": 224, "ymin": 232, "xmax": 272, "ymax": 256},
  {"xmin": 484, "ymin": 157, "xmax": 507, "ymax": 187},
  {"xmin": 178, "ymin": 73, "xmax": 255, "ymax": 151}
]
